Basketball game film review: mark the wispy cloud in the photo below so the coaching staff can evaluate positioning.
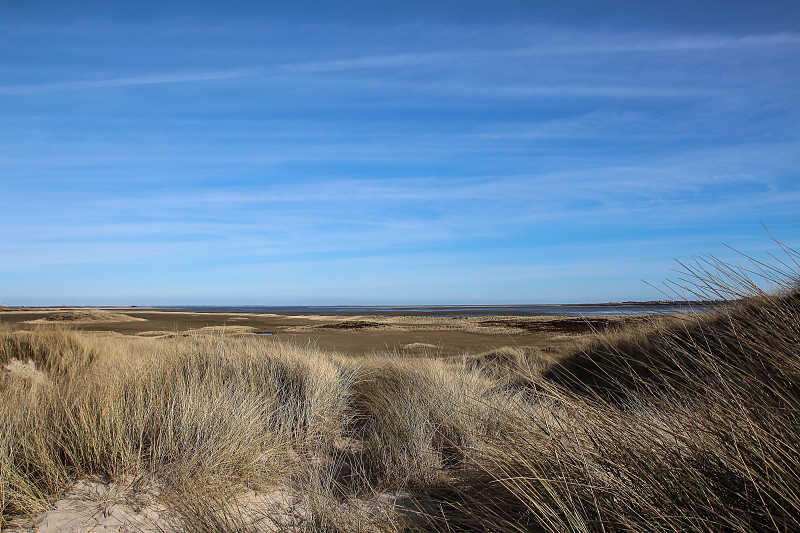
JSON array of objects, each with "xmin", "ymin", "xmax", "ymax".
[
  {"xmin": 7, "ymin": 28, "xmax": 795, "ymax": 98},
  {"xmin": 5, "ymin": 141, "xmax": 797, "ymax": 266},
  {"xmin": 513, "ymin": 31, "xmax": 800, "ymax": 55},
  {"xmin": 0, "ymin": 68, "xmax": 254, "ymax": 95},
  {"xmin": 282, "ymin": 31, "xmax": 800, "ymax": 71}
]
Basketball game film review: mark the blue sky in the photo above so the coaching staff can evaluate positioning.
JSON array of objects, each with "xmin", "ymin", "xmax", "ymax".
[{"xmin": 2, "ymin": 1, "xmax": 799, "ymax": 305}]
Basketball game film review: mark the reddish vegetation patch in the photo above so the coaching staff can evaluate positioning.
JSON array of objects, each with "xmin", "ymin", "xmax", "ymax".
[
  {"xmin": 43, "ymin": 312, "xmax": 105, "ymax": 321},
  {"xmin": 315, "ymin": 320, "xmax": 383, "ymax": 330},
  {"xmin": 480, "ymin": 318, "xmax": 631, "ymax": 334},
  {"xmin": 35, "ymin": 311, "xmax": 142, "ymax": 323}
]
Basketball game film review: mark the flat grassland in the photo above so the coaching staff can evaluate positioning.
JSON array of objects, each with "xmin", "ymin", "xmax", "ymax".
[
  {"xmin": 0, "ymin": 307, "xmax": 647, "ymax": 358},
  {"xmin": 2, "ymin": 269, "xmax": 799, "ymax": 532}
]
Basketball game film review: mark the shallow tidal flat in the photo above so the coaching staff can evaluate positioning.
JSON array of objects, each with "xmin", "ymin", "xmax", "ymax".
[{"xmin": 0, "ymin": 307, "xmax": 650, "ymax": 357}]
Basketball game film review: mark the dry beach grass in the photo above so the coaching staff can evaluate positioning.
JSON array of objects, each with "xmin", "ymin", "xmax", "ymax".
[{"xmin": 2, "ymin": 251, "xmax": 800, "ymax": 531}]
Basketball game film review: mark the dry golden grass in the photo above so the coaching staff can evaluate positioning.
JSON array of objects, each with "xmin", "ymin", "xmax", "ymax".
[
  {"xmin": 3, "ymin": 248, "xmax": 800, "ymax": 531},
  {"xmin": 423, "ymin": 250, "xmax": 800, "ymax": 532},
  {"xmin": 0, "ymin": 329, "xmax": 361, "ymax": 529}
]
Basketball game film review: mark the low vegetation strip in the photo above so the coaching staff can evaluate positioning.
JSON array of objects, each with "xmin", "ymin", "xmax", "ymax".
[
  {"xmin": 2, "ymin": 250, "xmax": 800, "ymax": 531},
  {"xmin": 23, "ymin": 311, "xmax": 146, "ymax": 324}
]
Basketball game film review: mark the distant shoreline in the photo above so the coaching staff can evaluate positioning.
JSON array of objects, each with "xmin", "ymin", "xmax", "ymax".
[{"xmin": 0, "ymin": 301, "xmax": 718, "ymax": 318}]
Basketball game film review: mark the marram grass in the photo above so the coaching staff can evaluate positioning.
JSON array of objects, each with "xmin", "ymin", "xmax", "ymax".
[{"xmin": 3, "ymin": 250, "xmax": 800, "ymax": 531}]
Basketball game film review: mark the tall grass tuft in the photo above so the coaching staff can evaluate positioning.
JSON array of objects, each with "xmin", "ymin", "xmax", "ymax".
[
  {"xmin": 349, "ymin": 355, "xmax": 496, "ymax": 489},
  {"xmin": 434, "ymin": 247, "xmax": 800, "ymax": 532},
  {"xmin": 0, "ymin": 330, "xmax": 354, "ymax": 528}
]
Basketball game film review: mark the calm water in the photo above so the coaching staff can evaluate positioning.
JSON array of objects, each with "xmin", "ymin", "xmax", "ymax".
[{"xmin": 157, "ymin": 302, "xmax": 710, "ymax": 318}]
